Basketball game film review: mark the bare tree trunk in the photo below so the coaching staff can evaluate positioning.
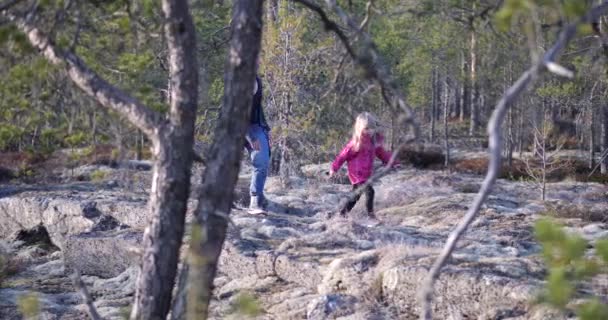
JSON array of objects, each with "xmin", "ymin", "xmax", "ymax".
[
  {"xmin": 518, "ymin": 101, "xmax": 525, "ymax": 157},
  {"xmin": 187, "ymin": 1, "xmax": 264, "ymax": 318},
  {"xmin": 590, "ymin": 106, "xmax": 595, "ymax": 169},
  {"xmin": 6, "ymin": 1, "xmax": 199, "ymax": 319},
  {"xmin": 90, "ymin": 110, "xmax": 97, "ymax": 145},
  {"xmin": 541, "ymin": 115, "xmax": 547, "ymax": 201},
  {"xmin": 507, "ymin": 106, "xmax": 514, "ymax": 167},
  {"xmin": 506, "ymin": 62, "xmax": 514, "ymax": 168},
  {"xmin": 459, "ymin": 48, "xmax": 468, "ymax": 122},
  {"xmin": 443, "ymin": 77, "xmax": 450, "ymax": 167},
  {"xmin": 430, "ymin": 68, "xmax": 437, "ymax": 143},
  {"xmin": 601, "ymin": 104, "xmax": 608, "ymax": 174},
  {"xmin": 469, "ymin": 27, "xmax": 479, "ymax": 136},
  {"xmin": 130, "ymin": 0, "xmax": 199, "ymax": 318}
]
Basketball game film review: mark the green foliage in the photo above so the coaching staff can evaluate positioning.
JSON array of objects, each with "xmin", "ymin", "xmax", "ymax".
[
  {"xmin": 17, "ymin": 292, "xmax": 40, "ymax": 318},
  {"xmin": 64, "ymin": 132, "xmax": 88, "ymax": 148},
  {"xmin": 535, "ymin": 219, "xmax": 608, "ymax": 319},
  {"xmin": 231, "ymin": 292, "xmax": 263, "ymax": 317},
  {"xmin": 496, "ymin": 0, "xmax": 590, "ymax": 32},
  {"xmin": 0, "ymin": 125, "xmax": 23, "ymax": 150},
  {"xmin": 90, "ymin": 169, "xmax": 107, "ymax": 181}
]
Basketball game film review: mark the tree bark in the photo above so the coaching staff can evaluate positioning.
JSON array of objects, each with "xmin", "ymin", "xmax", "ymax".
[
  {"xmin": 590, "ymin": 105, "xmax": 595, "ymax": 170},
  {"xmin": 469, "ymin": 27, "xmax": 479, "ymax": 135},
  {"xmin": 517, "ymin": 100, "xmax": 525, "ymax": 157},
  {"xmin": 459, "ymin": 48, "xmax": 468, "ymax": 122},
  {"xmin": 443, "ymin": 77, "xmax": 450, "ymax": 167},
  {"xmin": 130, "ymin": 0, "xmax": 199, "ymax": 318},
  {"xmin": 7, "ymin": 2, "xmax": 200, "ymax": 319},
  {"xmin": 187, "ymin": 1, "xmax": 264, "ymax": 319},
  {"xmin": 601, "ymin": 104, "xmax": 608, "ymax": 174},
  {"xmin": 430, "ymin": 67, "xmax": 437, "ymax": 143}
]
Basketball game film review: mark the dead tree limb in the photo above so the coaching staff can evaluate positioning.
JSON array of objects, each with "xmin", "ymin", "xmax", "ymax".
[
  {"xmin": 419, "ymin": 2, "xmax": 608, "ymax": 319},
  {"xmin": 71, "ymin": 270, "xmax": 102, "ymax": 320}
]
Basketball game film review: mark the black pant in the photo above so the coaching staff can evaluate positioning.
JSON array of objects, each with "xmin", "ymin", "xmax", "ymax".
[{"xmin": 340, "ymin": 183, "xmax": 375, "ymax": 215}]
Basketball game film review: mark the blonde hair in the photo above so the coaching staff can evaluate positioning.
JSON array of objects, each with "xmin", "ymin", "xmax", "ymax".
[{"xmin": 352, "ymin": 112, "xmax": 382, "ymax": 151}]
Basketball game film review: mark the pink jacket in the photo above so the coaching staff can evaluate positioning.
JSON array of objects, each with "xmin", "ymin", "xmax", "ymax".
[{"xmin": 331, "ymin": 133, "xmax": 397, "ymax": 185}]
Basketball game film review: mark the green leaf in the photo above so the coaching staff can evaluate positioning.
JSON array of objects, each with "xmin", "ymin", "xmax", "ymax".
[
  {"xmin": 18, "ymin": 292, "xmax": 39, "ymax": 318},
  {"xmin": 564, "ymin": 0, "xmax": 588, "ymax": 18},
  {"xmin": 535, "ymin": 219, "xmax": 565, "ymax": 244},
  {"xmin": 578, "ymin": 299, "xmax": 608, "ymax": 320},
  {"xmin": 546, "ymin": 267, "xmax": 573, "ymax": 308},
  {"xmin": 572, "ymin": 259, "xmax": 600, "ymax": 279},
  {"xmin": 564, "ymin": 235, "xmax": 587, "ymax": 262},
  {"xmin": 232, "ymin": 292, "xmax": 263, "ymax": 317},
  {"xmin": 595, "ymin": 239, "xmax": 608, "ymax": 263}
]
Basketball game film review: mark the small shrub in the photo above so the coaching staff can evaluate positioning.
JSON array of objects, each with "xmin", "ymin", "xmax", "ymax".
[
  {"xmin": 230, "ymin": 292, "xmax": 264, "ymax": 317},
  {"xmin": 17, "ymin": 292, "xmax": 39, "ymax": 318},
  {"xmin": 90, "ymin": 170, "xmax": 107, "ymax": 181},
  {"xmin": 534, "ymin": 219, "xmax": 608, "ymax": 319}
]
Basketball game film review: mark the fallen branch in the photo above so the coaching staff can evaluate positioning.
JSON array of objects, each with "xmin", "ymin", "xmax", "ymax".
[
  {"xmin": 71, "ymin": 270, "xmax": 102, "ymax": 320},
  {"xmin": 419, "ymin": 2, "xmax": 608, "ymax": 319}
]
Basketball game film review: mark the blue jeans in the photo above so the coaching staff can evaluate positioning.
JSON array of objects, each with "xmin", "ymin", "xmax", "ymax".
[{"xmin": 247, "ymin": 125, "xmax": 270, "ymax": 197}]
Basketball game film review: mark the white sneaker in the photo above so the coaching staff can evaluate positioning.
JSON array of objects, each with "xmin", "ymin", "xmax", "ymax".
[{"xmin": 248, "ymin": 195, "xmax": 265, "ymax": 215}]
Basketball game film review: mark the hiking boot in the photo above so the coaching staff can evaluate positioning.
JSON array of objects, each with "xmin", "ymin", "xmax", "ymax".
[{"xmin": 248, "ymin": 195, "xmax": 265, "ymax": 215}]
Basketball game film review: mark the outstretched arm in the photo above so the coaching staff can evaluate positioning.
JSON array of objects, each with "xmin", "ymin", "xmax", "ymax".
[
  {"xmin": 330, "ymin": 141, "xmax": 353, "ymax": 174},
  {"xmin": 374, "ymin": 135, "xmax": 399, "ymax": 167}
]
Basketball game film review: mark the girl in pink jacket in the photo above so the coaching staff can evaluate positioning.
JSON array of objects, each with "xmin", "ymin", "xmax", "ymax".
[{"xmin": 329, "ymin": 112, "xmax": 399, "ymax": 219}]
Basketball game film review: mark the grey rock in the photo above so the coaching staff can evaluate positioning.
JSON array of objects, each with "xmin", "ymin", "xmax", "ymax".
[
  {"xmin": 0, "ymin": 190, "xmax": 148, "ymax": 250},
  {"xmin": 306, "ymin": 294, "xmax": 357, "ymax": 320},
  {"xmin": 381, "ymin": 260, "xmax": 541, "ymax": 319},
  {"xmin": 63, "ymin": 229, "xmax": 142, "ymax": 278}
]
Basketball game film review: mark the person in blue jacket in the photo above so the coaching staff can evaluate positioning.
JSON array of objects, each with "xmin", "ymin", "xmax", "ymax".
[{"xmin": 245, "ymin": 66, "xmax": 271, "ymax": 214}]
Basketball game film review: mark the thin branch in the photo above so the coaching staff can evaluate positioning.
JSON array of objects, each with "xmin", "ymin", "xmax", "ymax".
[
  {"xmin": 71, "ymin": 270, "xmax": 102, "ymax": 320},
  {"xmin": 419, "ymin": 2, "xmax": 608, "ymax": 319},
  {"xmin": 290, "ymin": 0, "xmax": 356, "ymax": 58},
  {"xmin": 325, "ymin": 0, "xmax": 419, "ymax": 141},
  {"xmin": 2, "ymin": 12, "xmax": 162, "ymax": 139},
  {"xmin": 358, "ymin": 0, "xmax": 373, "ymax": 31},
  {"xmin": 293, "ymin": 0, "xmax": 420, "ymax": 143}
]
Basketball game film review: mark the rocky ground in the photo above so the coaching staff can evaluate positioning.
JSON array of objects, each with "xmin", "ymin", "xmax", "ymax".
[{"xmin": 1, "ymin": 161, "xmax": 608, "ymax": 319}]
